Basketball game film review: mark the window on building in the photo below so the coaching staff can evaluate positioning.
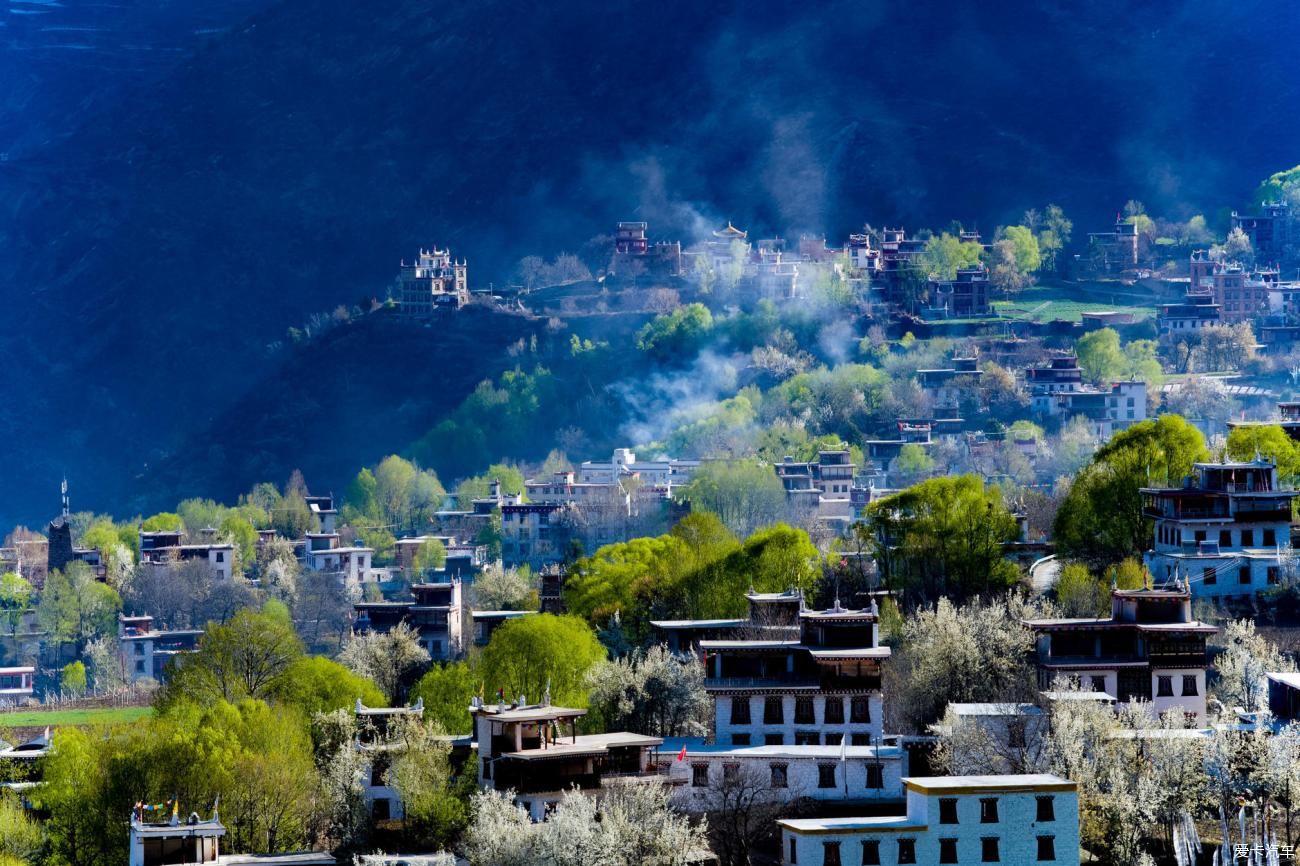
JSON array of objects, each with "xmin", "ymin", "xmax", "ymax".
[
  {"xmin": 723, "ymin": 763, "xmax": 739, "ymax": 785},
  {"xmin": 897, "ymin": 839, "xmax": 916, "ymax": 864},
  {"xmin": 866, "ymin": 764, "xmax": 884, "ymax": 789},
  {"xmin": 852, "ymin": 733, "xmax": 872, "ymax": 746},
  {"xmin": 851, "ymin": 696, "xmax": 871, "ymax": 723},
  {"xmin": 764, "ymin": 733, "xmax": 784, "ymax": 746},
  {"xmin": 1265, "ymin": 528, "xmax": 1278, "ymax": 546},
  {"xmin": 692, "ymin": 764, "xmax": 708, "ymax": 787},
  {"xmin": 1241, "ymin": 529, "xmax": 1255, "ymax": 547},
  {"xmin": 982, "ymin": 837, "xmax": 1000, "ymax": 862},
  {"xmin": 135, "ymin": 660, "xmax": 145, "ymax": 673},
  {"xmin": 818, "ymin": 764, "xmax": 837, "ymax": 789},
  {"xmin": 215, "ymin": 551, "xmax": 224, "ymax": 563},
  {"xmin": 1157, "ymin": 676, "xmax": 1174, "ymax": 697},
  {"xmin": 1091, "ymin": 675, "xmax": 1106, "ymax": 692},
  {"xmin": 980, "ymin": 798, "xmax": 999, "ymax": 823},
  {"xmin": 135, "ymin": 642, "xmax": 144, "ymax": 655},
  {"xmin": 764, "ymin": 697, "xmax": 784, "ymax": 725},
  {"xmin": 1194, "ymin": 530, "xmax": 1206, "ymax": 543},
  {"xmin": 795, "ymin": 731, "xmax": 819, "ymax": 746},
  {"xmin": 824, "ymin": 697, "xmax": 844, "ymax": 725},
  {"xmin": 795, "ymin": 698, "xmax": 815, "ymax": 724},
  {"xmin": 1182, "ymin": 675, "xmax": 1198, "ymax": 696},
  {"xmin": 730, "ymin": 699, "xmax": 751, "ymax": 725},
  {"xmin": 861, "ymin": 840, "xmax": 881, "ymax": 866},
  {"xmin": 940, "ymin": 798, "xmax": 959, "ymax": 823},
  {"xmin": 1037, "ymin": 836, "xmax": 1056, "ymax": 861},
  {"xmin": 1270, "ymin": 567, "xmax": 1281, "ymax": 585},
  {"xmin": 770, "ymin": 763, "xmax": 788, "ymax": 788},
  {"xmin": 1240, "ymin": 566, "xmax": 1252, "ymax": 585},
  {"xmin": 825, "ymin": 732, "xmax": 843, "ymax": 746},
  {"xmin": 1036, "ymin": 796, "xmax": 1055, "ymax": 821},
  {"xmin": 1204, "ymin": 566, "xmax": 1216, "ymax": 586},
  {"xmin": 939, "ymin": 839, "xmax": 958, "ymax": 864},
  {"xmin": 1220, "ymin": 530, "xmax": 1232, "ymax": 547},
  {"xmin": 818, "ymin": 841, "xmax": 840, "ymax": 866},
  {"xmin": 1007, "ymin": 719, "xmax": 1026, "ymax": 748},
  {"xmin": 731, "ymin": 733, "xmax": 751, "ymax": 746}
]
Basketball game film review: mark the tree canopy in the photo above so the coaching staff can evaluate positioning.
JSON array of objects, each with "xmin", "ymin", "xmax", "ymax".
[{"xmin": 478, "ymin": 614, "xmax": 605, "ymax": 708}]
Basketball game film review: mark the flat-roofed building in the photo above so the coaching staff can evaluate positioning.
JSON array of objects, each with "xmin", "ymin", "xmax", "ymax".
[{"xmin": 778, "ymin": 774, "xmax": 1079, "ymax": 866}]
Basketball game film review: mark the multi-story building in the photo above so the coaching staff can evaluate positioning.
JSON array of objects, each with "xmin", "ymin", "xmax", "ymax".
[
  {"xmin": 1025, "ymin": 355, "xmax": 1084, "ymax": 413},
  {"xmin": 118, "ymin": 614, "xmax": 202, "ymax": 684},
  {"xmin": 917, "ymin": 357, "xmax": 982, "ymax": 414},
  {"xmin": 500, "ymin": 502, "xmax": 570, "ymax": 568},
  {"xmin": 1141, "ymin": 459, "xmax": 1297, "ymax": 599},
  {"xmin": 928, "ymin": 266, "xmax": 992, "ymax": 317},
  {"xmin": 395, "ymin": 247, "xmax": 468, "ymax": 314},
  {"xmin": 0, "ymin": 667, "xmax": 34, "ymax": 702},
  {"xmin": 775, "ymin": 449, "xmax": 857, "ymax": 526},
  {"xmin": 469, "ymin": 698, "xmax": 666, "ymax": 820},
  {"xmin": 1189, "ymin": 251, "xmax": 1271, "ymax": 322},
  {"xmin": 611, "ymin": 221, "xmax": 682, "ymax": 278},
  {"xmin": 353, "ymin": 580, "xmax": 463, "ymax": 660},
  {"xmin": 139, "ymin": 530, "xmax": 235, "ymax": 581},
  {"xmin": 1039, "ymin": 381, "xmax": 1147, "ymax": 440},
  {"xmin": 1023, "ymin": 586, "xmax": 1217, "ymax": 722},
  {"xmin": 778, "ymin": 774, "xmax": 1079, "ymax": 866},
  {"xmin": 127, "ymin": 801, "xmax": 333, "ymax": 866},
  {"xmin": 577, "ymin": 448, "xmax": 700, "ymax": 494},
  {"xmin": 1087, "ymin": 217, "xmax": 1140, "ymax": 273},
  {"xmin": 1232, "ymin": 201, "xmax": 1293, "ymax": 261},
  {"xmin": 355, "ymin": 699, "xmax": 426, "ymax": 820},
  {"xmin": 1158, "ymin": 289, "xmax": 1221, "ymax": 337},
  {"xmin": 302, "ymin": 532, "xmax": 375, "ymax": 588}
]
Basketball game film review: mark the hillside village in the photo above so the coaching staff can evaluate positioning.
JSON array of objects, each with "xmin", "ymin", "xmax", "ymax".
[{"xmin": 6, "ymin": 170, "xmax": 1300, "ymax": 866}]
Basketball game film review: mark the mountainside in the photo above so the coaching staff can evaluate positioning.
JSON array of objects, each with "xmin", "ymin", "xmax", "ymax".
[{"xmin": 2, "ymin": 0, "xmax": 1299, "ymax": 526}]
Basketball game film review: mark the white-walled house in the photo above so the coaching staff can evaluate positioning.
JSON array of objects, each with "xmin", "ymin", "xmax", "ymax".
[{"xmin": 778, "ymin": 774, "xmax": 1079, "ymax": 866}]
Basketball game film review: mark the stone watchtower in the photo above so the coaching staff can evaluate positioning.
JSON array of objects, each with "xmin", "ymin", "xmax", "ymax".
[{"xmin": 46, "ymin": 478, "xmax": 74, "ymax": 576}]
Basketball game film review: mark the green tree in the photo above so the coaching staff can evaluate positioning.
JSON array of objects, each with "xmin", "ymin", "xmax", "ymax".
[
  {"xmin": 271, "ymin": 491, "xmax": 316, "ymax": 539},
  {"xmin": 1076, "ymin": 328, "xmax": 1127, "ymax": 384},
  {"xmin": 272, "ymin": 655, "xmax": 386, "ymax": 714},
  {"xmin": 919, "ymin": 233, "xmax": 984, "ymax": 281},
  {"xmin": 1054, "ymin": 415, "xmax": 1209, "ymax": 569},
  {"xmin": 479, "ymin": 614, "xmax": 605, "ymax": 708},
  {"xmin": 636, "ymin": 303, "xmax": 714, "ymax": 359},
  {"xmin": 343, "ymin": 468, "xmax": 380, "ymax": 521},
  {"xmin": 565, "ymin": 535, "xmax": 688, "ymax": 639},
  {"xmin": 1226, "ymin": 424, "xmax": 1300, "ymax": 487},
  {"xmin": 141, "ymin": 512, "xmax": 183, "ymax": 533},
  {"xmin": 454, "ymin": 464, "xmax": 527, "ymax": 505},
  {"xmin": 61, "ymin": 660, "xmax": 88, "ymax": 696},
  {"xmin": 37, "ymin": 562, "xmax": 121, "ymax": 656},
  {"xmin": 383, "ymin": 715, "xmax": 466, "ymax": 850},
  {"xmin": 0, "ymin": 572, "xmax": 33, "ymax": 635},
  {"xmin": 999, "ymin": 225, "xmax": 1042, "ymax": 273},
  {"xmin": 411, "ymin": 538, "xmax": 448, "ymax": 577},
  {"xmin": 893, "ymin": 443, "xmax": 935, "ymax": 476},
  {"xmin": 160, "ymin": 608, "xmax": 304, "ymax": 706},
  {"xmin": 1054, "ymin": 563, "xmax": 1109, "ymax": 617},
  {"xmin": 683, "ymin": 460, "xmax": 786, "ymax": 538},
  {"xmin": 219, "ymin": 514, "xmax": 258, "ymax": 572},
  {"xmin": 865, "ymin": 475, "xmax": 1020, "ymax": 601},
  {"xmin": 411, "ymin": 661, "xmax": 477, "ymax": 735}
]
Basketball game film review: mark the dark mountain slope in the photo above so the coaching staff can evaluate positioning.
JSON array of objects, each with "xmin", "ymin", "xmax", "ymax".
[{"xmin": 2, "ymin": 0, "xmax": 1299, "ymax": 526}]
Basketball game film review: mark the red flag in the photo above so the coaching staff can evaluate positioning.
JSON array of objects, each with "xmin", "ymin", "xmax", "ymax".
[{"xmin": 676, "ymin": 746, "xmax": 687, "ymax": 762}]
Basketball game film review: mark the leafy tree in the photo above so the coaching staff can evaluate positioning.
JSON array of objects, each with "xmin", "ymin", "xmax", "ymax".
[
  {"xmin": 1226, "ymin": 424, "xmax": 1300, "ymax": 487},
  {"xmin": 271, "ymin": 491, "xmax": 316, "ymax": 539},
  {"xmin": 384, "ymin": 715, "xmax": 467, "ymax": 850},
  {"xmin": 411, "ymin": 661, "xmax": 477, "ymax": 734},
  {"xmin": 999, "ymin": 225, "xmax": 1042, "ymax": 273},
  {"xmin": 272, "ymin": 655, "xmax": 386, "ymax": 714},
  {"xmin": 454, "ymin": 464, "xmax": 527, "ymax": 505},
  {"xmin": 1054, "ymin": 415, "xmax": 1208, "ymax": 568},
  {"xmin": 1076, "ymin": 328, "xmax": 1127, "ymax": 384},
  {"xmin": 585, "ymin": 645, "xmax": 709, "ymax": 737},
  {"xmin": 468, "ymin": 564, "xmax": 534, "ymax": 611},
  {"xmin": 160, "ymin": 607, "xmax": 304, "ymax": 706},
  {"xmin": 0, "ymin": 792, "xmax": 43, "ymax": 864},
  {"xmin": 891, "ymin": 443, "xmax": 935, "ymax": 478},
  {"xmin": 886, "ymin": 595, "xmax": 1040, "ymax": 733},
  {"xmin": 919, "ymin": 232, "xmax": 983, "ymax": 280},
  {"xmin": 1054, "ymin": 563, "xmax": 1109, "ymax": 617},
  {"xmin": 219, "ymin": 514, "xmax": 258, "ymax": 571},
  {"xmin": 343, "ymin": 468, "xmax": 380, "ymax": 521},
  {"xmin": 1214, "ymin": 619, "xmax": 1291, "ymax": 713},
  {"xmin": 85, "ymin": 636, "xmax": 125, "ymax": 693},
  {"xmin": 0, "ymin": 572, "xmax": 33, "ymax": 635},
  {"xmin": 37, "ymin": 562, "xmax": 121, "ymax": 656},
  {"xmin": 176, "ymin": 499, "xmax": 226, "ymax": 537},
  {"xmin": 61, "ymin": 660, "xmax": 87, "ymax": 696},
  {"xmin": 339, "ymin": 621, "xmax": 430, "ymax": 703},
  {"xmin": 565, "ymin": 534, "xmax": 687, "ymax": 637},
  {"xmin": 140, "ymin": 512, "xmax": 183, "ymax": 533},
  {"xmin": 479, "ymin": 614, "xmax": 605, "ymax": 708},
  {"xmin": 865, "ymin": 475, "xmax": 1020, "ymax": 601},
  {"xmin": 683, "ymin": 460, "xmax": 786, "ymax": 538},
  {"xmin": 635, "ymin": 303, "xmax": 713, "ymax": 360},
  {"xmin": 410, "ymin": 538, "xmax": 447, "ymax": 578}
]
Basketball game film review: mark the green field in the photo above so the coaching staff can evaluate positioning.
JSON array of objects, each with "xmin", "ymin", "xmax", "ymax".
[
  {"xmin": 0, "ymin": 706, "xmax": 152, "ymax": 729},
  {"xmin": 993, "ymin": 285, "xmax": 1155, "ymax": 323}
]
